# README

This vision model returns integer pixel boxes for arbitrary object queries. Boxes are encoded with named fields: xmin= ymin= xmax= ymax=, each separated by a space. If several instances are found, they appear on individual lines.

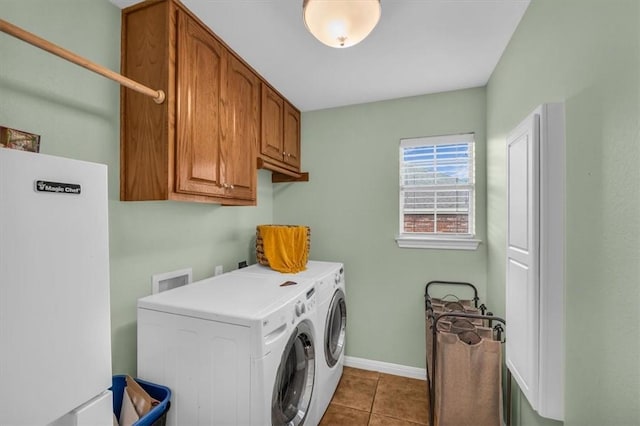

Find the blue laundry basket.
xmin=111 ymin=375 xmax=171 ymax=426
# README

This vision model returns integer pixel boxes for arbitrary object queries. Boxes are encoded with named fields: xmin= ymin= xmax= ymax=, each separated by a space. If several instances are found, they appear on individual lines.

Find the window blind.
xmin=399 ymin=134 xmax=475 ymax=235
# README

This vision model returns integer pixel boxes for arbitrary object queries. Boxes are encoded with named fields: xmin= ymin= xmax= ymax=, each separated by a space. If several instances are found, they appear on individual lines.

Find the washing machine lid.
xmin=138 ymin=273 xmax=311 ymax=324
xmin=233 ymin=260 xmax=343 ymax=280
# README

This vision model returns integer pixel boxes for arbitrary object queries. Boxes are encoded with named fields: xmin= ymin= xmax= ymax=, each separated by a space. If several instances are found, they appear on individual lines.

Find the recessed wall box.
xmin=151 ymin=268 xmax=193 ymax=294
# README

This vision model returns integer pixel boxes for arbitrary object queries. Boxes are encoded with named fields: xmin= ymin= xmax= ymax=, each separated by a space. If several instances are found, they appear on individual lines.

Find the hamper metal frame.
xmin=425 ymin=280 xmax=480 ymax=310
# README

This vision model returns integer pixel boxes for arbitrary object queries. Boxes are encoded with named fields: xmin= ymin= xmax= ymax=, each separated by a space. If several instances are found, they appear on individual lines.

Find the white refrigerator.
xmin=0 ymin=148 xmax=113 ymax=426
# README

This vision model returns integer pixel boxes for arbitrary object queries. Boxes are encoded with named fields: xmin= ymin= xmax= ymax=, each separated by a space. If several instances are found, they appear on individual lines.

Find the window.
xmin=396 ymin=133 xmax=480 ymax=250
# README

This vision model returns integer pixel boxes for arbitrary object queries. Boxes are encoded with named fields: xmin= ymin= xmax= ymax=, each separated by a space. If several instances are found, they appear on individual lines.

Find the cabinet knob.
xmin=230 ymin=184 xmax=234 ymax=190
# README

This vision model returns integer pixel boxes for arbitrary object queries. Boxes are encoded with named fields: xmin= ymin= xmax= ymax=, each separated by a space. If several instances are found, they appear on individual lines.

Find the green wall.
xmin=274 ymin=87 xmax=487 ymax=368
xmin=486 ymin=1 xmax=640 ymax=425
xmin=0 ymin=0 xmax=274 ymax=375
xmin=5 ymin=0 xmax=639 ymax=424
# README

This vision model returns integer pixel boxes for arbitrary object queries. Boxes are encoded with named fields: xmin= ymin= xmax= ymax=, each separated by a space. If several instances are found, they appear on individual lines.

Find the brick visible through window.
xmin=403 ymin=214 xmax=469 ymax=233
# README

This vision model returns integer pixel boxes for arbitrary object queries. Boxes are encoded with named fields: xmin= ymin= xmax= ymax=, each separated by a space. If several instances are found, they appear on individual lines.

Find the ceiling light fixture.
xmin=303 ymin=0 xmax=381 ymax=49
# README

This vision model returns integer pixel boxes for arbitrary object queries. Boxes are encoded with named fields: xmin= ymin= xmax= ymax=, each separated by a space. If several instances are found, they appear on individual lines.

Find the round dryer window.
xmin=325 ymin=288 xmax=347 ymax=368
xmin=272 ymin=321 xmax=316 ymax=426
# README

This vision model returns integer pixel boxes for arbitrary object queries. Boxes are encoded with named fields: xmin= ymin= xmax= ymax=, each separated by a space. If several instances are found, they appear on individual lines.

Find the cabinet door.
xmin=505 ymin=111 xmax=540 ymax=411
xmin=506 ymin=104 xmax=565 ymax=421
xmin=261 ymin=84 xmax=285 ymax=161
xmin=223 ymin=54 xmax=259 ymax=201
xmin=283 ymin=102 xmax=301 ymax=170
xmin=175 ymin=11 xmax=227 ymax=197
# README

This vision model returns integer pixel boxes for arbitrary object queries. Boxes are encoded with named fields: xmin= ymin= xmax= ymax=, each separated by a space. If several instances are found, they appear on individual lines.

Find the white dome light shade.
xmin=303 ymin=0 xmax=381 ymax=48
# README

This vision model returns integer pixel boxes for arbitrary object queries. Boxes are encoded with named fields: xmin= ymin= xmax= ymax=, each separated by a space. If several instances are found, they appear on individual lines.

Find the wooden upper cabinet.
xmin=120 ymin=0 xmax=259 ymax=205
xmin=223 ymin=54 xmax=259 ymax=201
xmin=260 ymin=84 xmax=301 ymax=172
xmin=261 ymin=85 xmax=285 ymax=160
xmin=283 ymin=102 xmax=301 ymax=170
xmin=175 ymin=11 xmax=226 ymax=198
xmin=120 ymin=0 xmax=170 ymax=201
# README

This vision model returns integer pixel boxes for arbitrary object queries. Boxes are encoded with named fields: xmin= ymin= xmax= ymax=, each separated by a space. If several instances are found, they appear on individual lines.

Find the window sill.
xmin=395 ymin=235 xmax=481 ymax=250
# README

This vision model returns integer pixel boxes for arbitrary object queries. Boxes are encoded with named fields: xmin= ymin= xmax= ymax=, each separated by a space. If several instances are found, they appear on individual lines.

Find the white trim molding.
xmin=395 ymin=234 xmax=481 ymax=250
xmin=344 ymin=356 xmax=426 ymax=380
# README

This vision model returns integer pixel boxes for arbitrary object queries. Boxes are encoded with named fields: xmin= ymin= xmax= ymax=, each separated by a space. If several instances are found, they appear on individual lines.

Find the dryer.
xmin=311 ymin=263 xmax=346 ymax=422
xmin=233 ymin=261 xmax=346 ymax=423
xmin=137 ymin=272 xmax=317 ymax=426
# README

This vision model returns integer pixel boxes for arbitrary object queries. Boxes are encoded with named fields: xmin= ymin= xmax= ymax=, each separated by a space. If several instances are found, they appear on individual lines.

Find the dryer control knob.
xmin=295 ymin=302 xmax=306 ymax=317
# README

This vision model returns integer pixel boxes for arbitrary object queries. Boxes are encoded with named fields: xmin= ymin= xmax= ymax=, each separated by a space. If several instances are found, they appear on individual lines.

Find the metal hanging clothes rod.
xmin=0 ymin=18 xmax=165 ymax=104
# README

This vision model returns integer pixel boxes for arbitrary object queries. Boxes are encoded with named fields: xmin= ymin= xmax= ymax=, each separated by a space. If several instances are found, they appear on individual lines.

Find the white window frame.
xmin=395 ymin=133 xmax=481 ymax=250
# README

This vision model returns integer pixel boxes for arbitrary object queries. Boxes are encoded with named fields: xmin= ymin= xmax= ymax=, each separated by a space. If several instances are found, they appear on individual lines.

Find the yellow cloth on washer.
xmin=258 ymin=225 xmax=308 ymax=273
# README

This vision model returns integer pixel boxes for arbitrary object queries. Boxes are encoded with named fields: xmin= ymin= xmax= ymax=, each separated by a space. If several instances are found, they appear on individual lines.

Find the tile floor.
xmin=319 ymin=367 xmax=429 ymax=426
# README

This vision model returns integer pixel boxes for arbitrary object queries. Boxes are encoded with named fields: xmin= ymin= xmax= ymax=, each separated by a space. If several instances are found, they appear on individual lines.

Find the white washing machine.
xmin=137 ymin=272 xmax=318 ymax=426
xmin=233 ymin=261 xmax=346 ymax=424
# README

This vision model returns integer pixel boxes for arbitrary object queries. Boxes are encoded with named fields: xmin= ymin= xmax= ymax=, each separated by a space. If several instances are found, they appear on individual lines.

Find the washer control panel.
xmin=292 ymin=286 xmax=316 ymax=320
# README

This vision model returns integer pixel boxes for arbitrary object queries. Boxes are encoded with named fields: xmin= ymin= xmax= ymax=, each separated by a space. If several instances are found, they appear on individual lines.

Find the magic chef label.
xmin=35 ymin=180 xmax=81 ymax=195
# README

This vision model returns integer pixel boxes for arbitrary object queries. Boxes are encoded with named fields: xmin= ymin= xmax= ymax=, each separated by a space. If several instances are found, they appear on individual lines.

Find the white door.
xmin=505 ymin=112 xmax=540 ymax=410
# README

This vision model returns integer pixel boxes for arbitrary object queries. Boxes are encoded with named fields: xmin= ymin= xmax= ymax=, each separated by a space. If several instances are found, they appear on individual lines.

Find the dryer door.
xmin=272 ymin=321 xmax=315 ymax=426
xmin=325 ymin=289 xmax=347 ymax=368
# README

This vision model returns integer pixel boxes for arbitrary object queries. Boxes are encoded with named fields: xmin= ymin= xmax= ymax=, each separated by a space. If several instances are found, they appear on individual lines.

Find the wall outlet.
xmin=215 ymin=265 xmax=223 ymax=276
xmin=238 ymin=260 xmax=248 ymax=269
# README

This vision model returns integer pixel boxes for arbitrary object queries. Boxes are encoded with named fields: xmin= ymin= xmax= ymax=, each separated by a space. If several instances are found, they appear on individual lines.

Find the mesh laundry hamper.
xmin=424 ymin=280 xmax=508 ymax=426
xmin=433 ymin=331 xmax=502 ymax=426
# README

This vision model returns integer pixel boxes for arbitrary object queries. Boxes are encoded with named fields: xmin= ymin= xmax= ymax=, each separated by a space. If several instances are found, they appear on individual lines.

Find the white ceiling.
xmin=110 ymin=0 xmax=530 ymax=112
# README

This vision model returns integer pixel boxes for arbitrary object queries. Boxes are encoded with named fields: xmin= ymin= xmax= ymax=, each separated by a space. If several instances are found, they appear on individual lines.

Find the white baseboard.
xmin=344 ymin=356 xmax=427 ymax=380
